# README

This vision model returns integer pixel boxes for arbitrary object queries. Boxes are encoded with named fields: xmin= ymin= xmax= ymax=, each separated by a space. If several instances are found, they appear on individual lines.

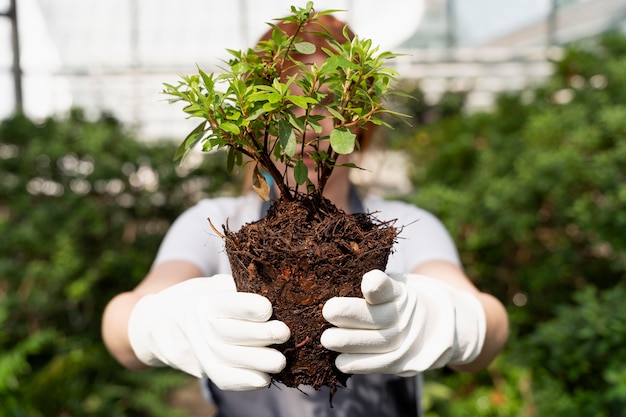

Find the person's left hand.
xmin=320 ymin=269 xmax=486 ymax=376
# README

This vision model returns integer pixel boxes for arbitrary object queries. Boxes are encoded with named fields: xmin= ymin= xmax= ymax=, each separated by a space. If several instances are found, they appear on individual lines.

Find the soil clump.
xmin=223 ymin=192 xmax=396 ymax=391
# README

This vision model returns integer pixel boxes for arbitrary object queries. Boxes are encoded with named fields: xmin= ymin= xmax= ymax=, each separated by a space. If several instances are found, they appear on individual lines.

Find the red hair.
xmin=257 ymin=14 xmax=355 ymax=55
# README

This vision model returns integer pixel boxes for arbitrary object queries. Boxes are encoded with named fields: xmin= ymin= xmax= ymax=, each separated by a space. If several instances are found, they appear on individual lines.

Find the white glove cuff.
xmin=448 ymin=289 xmax=487 ymax=366
xmin=403 ymin=274 xmax=487 ymax=369
xmin=128 ymin=294 xmax=167 ymax=368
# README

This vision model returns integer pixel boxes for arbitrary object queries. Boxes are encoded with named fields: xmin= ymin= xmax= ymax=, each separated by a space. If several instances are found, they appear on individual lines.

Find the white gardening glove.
xmin=321 ymin=269 xmax=486 ymax=376
xmin=127 ymin=274 xmax=291 ymax=391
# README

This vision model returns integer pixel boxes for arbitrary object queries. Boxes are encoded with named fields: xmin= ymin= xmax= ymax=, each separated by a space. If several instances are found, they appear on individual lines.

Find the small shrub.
xmin=394 ymin=30 xmax=626 ymax=416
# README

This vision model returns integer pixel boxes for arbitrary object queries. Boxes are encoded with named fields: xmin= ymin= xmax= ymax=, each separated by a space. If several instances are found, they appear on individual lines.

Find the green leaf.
xmin=321 ymin=55 xmax=342 ymax=71
xmin=262 ymin=102 xmax=280 ymax=112
xmin=288 ymin=95 xmax=317 ymax=109
xmin=174 ymin=121 xmax=206 ymax=162
xmin=325 ymin=106 xmax=345 ymax=122
xmin=330 ymin=128 xmax=356 ymax=154
xmin=336 ymin=162 xmax=365 ymax=170
xmin=198 ymin=67 xmax=214 ymax=90
xmin=225 ymin=109 xmax=242 ymax=120
xmin=205 ymin=136 xmax=227 ymax=150
xmin=294 ymin=159 xmax=308 ymax=185
xmin=294 ymin=41 xmax=316 ymax=55
xmin=287 ymin=113 xmax=305 ymax=131
xmin=226 ymin=147 xmax=236 ymax=173
xmin=182 ymin=103 xmax=204 ymax=116
xmin=246 ymin=107 xmax=267 ymax=121
xmin=220 ymin=122 xmax=241 ymax=134
xmin=308 ymin=118 xmax=323 ymax=134
xmin=279 ymin=119 xmax=297 ymax=157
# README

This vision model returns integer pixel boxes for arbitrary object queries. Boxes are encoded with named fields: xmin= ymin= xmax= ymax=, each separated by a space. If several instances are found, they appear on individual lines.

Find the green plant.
xmin=163 ymin=3 xmax=403 ymax=391
xmin=0 ymin=110 xmax=237 ymax=416
xmin=390 ymin=29 xmax=626 ymax=416
xmin=421 ymin=356 xmax=531 ymax=417
xmin=523 ymin=283 xmax=626 ymax=416
xmin=163 ymin=1 xmax=403 ymax=200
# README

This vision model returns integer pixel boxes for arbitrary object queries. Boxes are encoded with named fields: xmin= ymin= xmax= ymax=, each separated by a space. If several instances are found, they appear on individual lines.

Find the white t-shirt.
xmin=153 ymin=192 xmax=461 ymax=275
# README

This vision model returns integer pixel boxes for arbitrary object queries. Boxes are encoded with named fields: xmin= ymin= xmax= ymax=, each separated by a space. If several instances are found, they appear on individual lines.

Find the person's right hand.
xmin=127 ymin=274 xmax=290 ymax=391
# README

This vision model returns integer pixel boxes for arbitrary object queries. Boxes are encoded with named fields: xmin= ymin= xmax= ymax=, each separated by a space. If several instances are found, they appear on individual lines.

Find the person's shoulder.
xmin=364 ymin=195 xmax=430 ymax=217
xmin=363 ymin=195 xmax=446 ymax=230
xmin=172 ymin=194 xmax=250 ymax=223
xmin=185 ymin=193 xmax=262 ymax=229
xmin=192 ymin=194 xmax=249 ymax=211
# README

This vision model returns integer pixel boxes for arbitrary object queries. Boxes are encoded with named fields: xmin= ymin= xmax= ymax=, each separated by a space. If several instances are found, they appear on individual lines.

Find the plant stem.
xmin=317 ymin=144 xmax=337 ymax=194
xmin=249 ymin=129 xmax=294 ymax=201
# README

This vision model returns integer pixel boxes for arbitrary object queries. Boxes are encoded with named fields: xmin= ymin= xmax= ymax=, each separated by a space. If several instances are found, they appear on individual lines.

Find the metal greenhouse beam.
xmin=1 ymin=0 xmax=23 ymax=113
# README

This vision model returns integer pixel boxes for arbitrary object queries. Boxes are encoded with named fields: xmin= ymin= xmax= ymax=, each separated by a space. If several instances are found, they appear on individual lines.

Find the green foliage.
xmin=3 ymin=22 xmax=625 ymax=417
xmin=422 ymin=355 xmax=531 ymax=417
xmin=393 ymin=30 xmax=626 ymax=416
xmin=404 ymin=30 xmax=626 ymax=323
xmin=525 ymin=284 xmax=626 ymax=415
xmin=164 ymin=1 xmax=403 ymax=200
xmin=0 ymin=110 xmax=238 ymax=416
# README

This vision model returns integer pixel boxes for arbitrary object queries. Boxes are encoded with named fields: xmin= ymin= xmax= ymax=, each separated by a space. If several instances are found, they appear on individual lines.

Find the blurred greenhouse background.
xmin=2 ymin=0 xmax=626 ymax=416
xmin=4 ymin=0 xmax=625 ymax=140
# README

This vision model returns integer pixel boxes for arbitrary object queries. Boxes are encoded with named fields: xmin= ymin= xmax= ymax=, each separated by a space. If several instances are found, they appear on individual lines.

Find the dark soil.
xmin=223 ymin=192 xmax=397 ymax=392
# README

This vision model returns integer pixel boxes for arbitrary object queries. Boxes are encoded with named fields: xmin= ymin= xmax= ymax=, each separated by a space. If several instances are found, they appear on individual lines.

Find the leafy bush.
xmin=395 ymin=30 xmax=626 ymax=416
xmin=526 ymin=283 xmax=626 ymax=415
xmin=0 ymin=110 xmax=239 ymax=416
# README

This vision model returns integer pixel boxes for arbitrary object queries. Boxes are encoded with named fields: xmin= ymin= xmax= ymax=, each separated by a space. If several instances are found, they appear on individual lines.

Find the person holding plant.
xmin=102 ymin=6 xmax=508 ymax=417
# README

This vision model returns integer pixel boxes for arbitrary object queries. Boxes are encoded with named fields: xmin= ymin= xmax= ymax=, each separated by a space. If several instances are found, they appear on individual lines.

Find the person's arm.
xmin=101 ymin=260 xmax=204 ymax=369
xmin=412 ymin=259 xmax=509 ymax=372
